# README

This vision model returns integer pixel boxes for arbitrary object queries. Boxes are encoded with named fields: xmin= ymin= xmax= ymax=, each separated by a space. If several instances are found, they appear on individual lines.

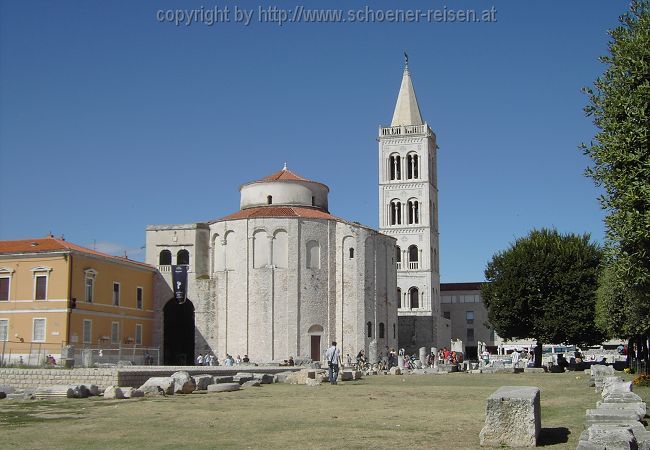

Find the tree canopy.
xmin=582 ymin=0 xmax=650 ymax=340
xmin=482 ymin=229 xmax=605 ymax=364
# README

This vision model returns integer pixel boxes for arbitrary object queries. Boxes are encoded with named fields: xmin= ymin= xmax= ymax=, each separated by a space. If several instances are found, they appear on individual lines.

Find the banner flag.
xmin=171 ymin=265 xmax=188 ymax=304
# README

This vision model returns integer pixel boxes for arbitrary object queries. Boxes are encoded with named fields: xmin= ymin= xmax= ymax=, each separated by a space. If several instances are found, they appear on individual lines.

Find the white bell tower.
xmin=378 ymin=57 xmax=441 ymax=351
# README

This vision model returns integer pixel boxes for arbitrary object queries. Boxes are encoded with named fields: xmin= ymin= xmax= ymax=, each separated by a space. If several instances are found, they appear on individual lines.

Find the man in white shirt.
xmin=324 ymin=341 xmax=341 ymax=385
xmin=511 ymin=349 xmax=520 ymax=368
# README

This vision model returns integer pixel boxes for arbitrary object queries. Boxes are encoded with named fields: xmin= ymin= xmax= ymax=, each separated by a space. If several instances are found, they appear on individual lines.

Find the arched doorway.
xmin=163 ymin=299 xmax=195 ymax=365
xmin=308 ymin=324 xmax=323 ymax=362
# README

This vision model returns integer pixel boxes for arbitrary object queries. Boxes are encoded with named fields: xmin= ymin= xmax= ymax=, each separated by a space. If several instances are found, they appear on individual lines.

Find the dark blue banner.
xmin=171 ymin=265 xmax=188 ymax=304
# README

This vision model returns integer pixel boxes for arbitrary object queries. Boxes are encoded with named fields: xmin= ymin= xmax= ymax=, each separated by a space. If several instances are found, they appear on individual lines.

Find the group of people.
xmin=195 ymin=353 xmax=218 ymax=366
xmin=437 ymin=347 xmax=463 ymax=365
xmin=279 ymin=356 xmax=295 ymax=366
xmin=347 ymin=348 xmax=401 ymax=370
xmin=195 ymin=353 xmax=250 ymax=366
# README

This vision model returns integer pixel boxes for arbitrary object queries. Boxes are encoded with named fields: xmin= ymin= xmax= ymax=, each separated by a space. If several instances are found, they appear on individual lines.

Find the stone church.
xmin=146 ymin=60 xmax=443 ymax=364
xmin=146 ymin=166 xmax=398 ymax=364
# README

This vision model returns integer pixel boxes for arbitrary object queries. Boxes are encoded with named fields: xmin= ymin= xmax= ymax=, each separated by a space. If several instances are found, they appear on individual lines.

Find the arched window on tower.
xmin=389 ymin=155 xmax=401 ymax=181
xmin=408 ymin=245 xmax=419 ymax=270
xmin=267 ymin=195 xmax=273 ymax=205
xmin=379 ymin=322 xmax=385 ymax=339
xmin=396 ymin=246 xmax=401 ymax=270
xmin=397 ymin=288 xmax=402 ymax=308
xmin=177 ymin=249 xmax=190 ymax=266
xmin=367 ymin=321 xmax=372 ymax=338
xmin=349 ymin=248 xmax=354 ymax=258
xmin=159 ymin=250 xmax=171 ymax=265
xmin=390 ymin=200 xmax=402 ymax=225
xmin=409 ymin=287 xmax=419 ymax=309
xmin=408 ymin=200 xmax=419 ymax=225
xmin=407 ymin=153 xmax=419 ymax=179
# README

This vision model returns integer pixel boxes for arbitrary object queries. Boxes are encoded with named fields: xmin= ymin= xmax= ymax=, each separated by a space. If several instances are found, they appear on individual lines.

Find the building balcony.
xmin=396 ymin=262 xmax=402 ymax=270
xmin=408 ymin=262 xmax=419 ymax=270
xmin=380 ymin=124 xmax=428 ymax=137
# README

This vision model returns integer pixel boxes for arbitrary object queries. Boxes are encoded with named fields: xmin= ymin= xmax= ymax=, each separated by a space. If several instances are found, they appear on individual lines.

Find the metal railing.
xmin=0 ymin=340 xmax=63 ymax=367
xmin=74 ymin=345 xmax=160 ymax=367
xmin=0 ymin=340 xmax=160 ymax=367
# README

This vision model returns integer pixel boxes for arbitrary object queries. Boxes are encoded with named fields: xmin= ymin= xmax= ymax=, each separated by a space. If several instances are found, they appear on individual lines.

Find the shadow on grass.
xmin=538 ymin=427 xmax=570 ymax=446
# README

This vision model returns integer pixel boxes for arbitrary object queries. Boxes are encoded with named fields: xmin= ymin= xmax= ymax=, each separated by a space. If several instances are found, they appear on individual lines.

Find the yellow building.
xmin=0 ymin=236 xmax=156 ymax=365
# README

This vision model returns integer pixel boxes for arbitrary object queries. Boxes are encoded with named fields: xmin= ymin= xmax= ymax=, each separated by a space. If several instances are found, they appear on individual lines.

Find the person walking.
xmin=511 ymin=349 xmax=520 ymax=368
xmin=325 ymin=341 xmax=341 ymax=385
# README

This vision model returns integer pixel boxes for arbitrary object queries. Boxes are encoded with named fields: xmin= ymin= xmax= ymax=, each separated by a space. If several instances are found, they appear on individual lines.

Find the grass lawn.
xmin=1 ymin=371 xmax=649 ymax=449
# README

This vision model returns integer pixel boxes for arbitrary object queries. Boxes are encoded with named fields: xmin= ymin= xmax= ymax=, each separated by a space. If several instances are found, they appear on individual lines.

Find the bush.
xmin=632 ymin=375 xmax=650 ymax=386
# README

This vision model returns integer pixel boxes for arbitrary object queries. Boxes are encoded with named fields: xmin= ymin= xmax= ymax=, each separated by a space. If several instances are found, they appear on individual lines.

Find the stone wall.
xmin=398 ymin=315 xmax=434 ymax=354
xmin=0 ymin=368 xmax=119 ymax=390
xmin=0 ymin=366 xmax=300 ymax=390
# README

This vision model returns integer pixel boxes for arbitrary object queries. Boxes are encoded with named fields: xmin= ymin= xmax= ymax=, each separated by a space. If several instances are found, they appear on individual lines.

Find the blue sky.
xmin=0 ymin=1 xmax=627 ymax=282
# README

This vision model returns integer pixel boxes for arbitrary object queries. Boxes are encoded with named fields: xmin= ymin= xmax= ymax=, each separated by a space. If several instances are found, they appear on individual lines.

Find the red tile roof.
xmin=218 ymin=206 xmax=338 ymax=221
xmin=260 ymin=168 xmax=311 ymax=182
xmin=440 ymin=282 xmax=484 ymax=291
xmin=0 ymin=237 xmax=154 ymax=270
xmin=211 ymin=206 xmax=389 ymax=237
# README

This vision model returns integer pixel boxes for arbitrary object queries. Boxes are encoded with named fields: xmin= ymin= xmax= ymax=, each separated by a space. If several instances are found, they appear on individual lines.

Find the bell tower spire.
xmin=390 ymin=54 xmax=424 ymax=127
xmin=378 ymin=57 xmax=441 ymax=352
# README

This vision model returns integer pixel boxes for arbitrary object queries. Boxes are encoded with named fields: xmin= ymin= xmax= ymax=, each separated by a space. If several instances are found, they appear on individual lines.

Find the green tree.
xmin=582 ymin=1 xmax=650 ymax=366
xmin=482 ymin=229 xmax=604 ymax=367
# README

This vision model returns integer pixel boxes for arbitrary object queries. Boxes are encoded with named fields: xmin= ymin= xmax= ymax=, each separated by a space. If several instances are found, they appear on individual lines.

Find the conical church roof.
xmin=390 ymin=65 xmax=424 ymax=127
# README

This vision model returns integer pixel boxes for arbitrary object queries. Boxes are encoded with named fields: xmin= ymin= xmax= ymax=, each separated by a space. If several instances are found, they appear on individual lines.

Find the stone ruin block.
xmin=338 ymin=370 xmax=360 ymax=381
xmin=274 ymin=372 xmax=294 ymax=384
xmin=602 ymin=379 xmax=633 ymax=398
xmin=252 ymin=373 xmax=275 ymax=384
xmin=577 ymin=424 xmax=638 ymax=450
xmin=585 ymin=408 xmax=641 ymax=427
xmin=603 ymin=391 xmax=644 ymax=404
xmin=139 ymin=377 xmax=175 ymax=396
xmin=103 ymin=386 xmax=124 ymax=400
xmin=171 ymin=371 xmax=196 ymax=394
xmin=194 ymin=375 xmax=214 ymax=391
xmin=233 ymin=373 xmax=255 ymax=385
xmin=207 ymin=383 xmax=240 ymax=393
xmin=121 ymin=387 xmax=144 ymax=398
xmin=479 ymin=386 xmax=541 ymax=447
xmin=213 ymin=376 xmax=234 ymax=384
xmin=595 ymin=401 xmax=647 ymax=420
